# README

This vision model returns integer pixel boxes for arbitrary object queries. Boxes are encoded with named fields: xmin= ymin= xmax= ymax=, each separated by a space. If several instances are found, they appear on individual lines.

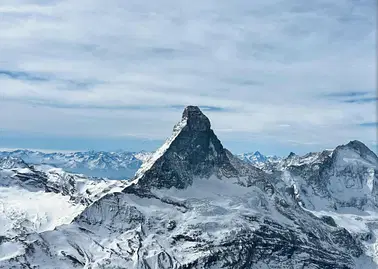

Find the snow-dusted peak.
xmin=332 ymin=140 xmax=378 ymax=167
xmin=132 ymin=106 xmax=240 ymax=190
xmin=241 ymin=151 xmax=267 ymax=162
xmin=236 ymin=151 xmax=282 ymax=172
xmin=276 ymin=150 xmax=334 ymax=171
xmin=0 ymin=157 xmax=30 ymax=170
xmin=253 ymin=150 xmax=265 ymax=159
xmin=346 ymin=140 xmax=376 ymax=155
xmin=277 ymin=140 xmax=378 ymax=211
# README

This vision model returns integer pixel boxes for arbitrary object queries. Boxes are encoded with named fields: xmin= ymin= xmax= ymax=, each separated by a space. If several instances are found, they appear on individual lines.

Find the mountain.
xmin=1 ymin=106 xmax=376 ymax=268
xmin=0 ymin=158 xmax=127 ymax=239
xmin=0 ymin=150 xmax=153 ymax=180
xmin=276 ymin=150 xmax=333 ymax=170
xmin=237 ymin=151 xmax=281 ymax=170
xmin=0 ymin=156 xmax=30 ymax=170
xmin=276 ymin=141 xmax=378 ymax=265
xmin=279 ymin=141 xmax=378 ymax=210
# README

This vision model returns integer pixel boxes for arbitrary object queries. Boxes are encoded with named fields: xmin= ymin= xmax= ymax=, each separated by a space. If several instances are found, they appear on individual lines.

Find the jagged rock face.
xmin=182 ymin=105 xmax=211 ymax=131
xmin=137 ymin=106 xmax=238 ymax=189
xmin=280 ymin=141 xmax=378 ymax=210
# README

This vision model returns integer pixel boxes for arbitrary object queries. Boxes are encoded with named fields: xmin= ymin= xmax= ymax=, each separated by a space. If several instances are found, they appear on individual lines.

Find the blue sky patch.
xmin=359 ymin=122 xmax=378 ymax=127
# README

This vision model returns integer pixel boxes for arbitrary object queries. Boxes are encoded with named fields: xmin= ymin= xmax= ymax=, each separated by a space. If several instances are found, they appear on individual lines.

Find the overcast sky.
xmin=0 ymin=0 xmax=376 ymax=155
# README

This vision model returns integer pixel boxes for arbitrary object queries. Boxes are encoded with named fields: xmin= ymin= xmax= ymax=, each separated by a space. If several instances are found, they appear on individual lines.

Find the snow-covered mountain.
xmin=0 ymin=160 xmax=127 ymax=239
xmin=277 ymin=141 xmax=378 ymax=265
xmin=237 ymin=151 xmax=281 ymax=169
xmin=0 ymin=156 xmax=30 ymax=170
xmin=1 ymin=106 xmax=377 ymax=268
xmin=0 ymin=150 xmax=152 ymax=180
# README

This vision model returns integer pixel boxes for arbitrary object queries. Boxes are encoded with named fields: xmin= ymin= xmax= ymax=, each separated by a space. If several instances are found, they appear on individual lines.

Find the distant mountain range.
xmin=0 ymin=149 xmax=339 ymax=179
xmin=0 ymin=149 xmax=283 ymax=179
xmin=0 ymin=150 xmax=152 ymax=179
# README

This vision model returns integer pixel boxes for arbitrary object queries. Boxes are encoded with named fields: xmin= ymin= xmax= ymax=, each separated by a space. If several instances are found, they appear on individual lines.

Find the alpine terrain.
xmin=0 ymin=106 xmax=377 ymax=269
xmin=237 ymin=152 xmax=282 ymax=171
xmin=0 ymin=150 xmax=152 ymax=180
xmin=0 ymin=157 xmax=128 ymax=240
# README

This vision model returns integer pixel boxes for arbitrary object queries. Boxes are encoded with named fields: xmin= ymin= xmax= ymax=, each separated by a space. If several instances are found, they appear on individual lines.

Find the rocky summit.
xmin=0 ymin=106 xmax=377 ymax=269
xmin=133 ymin=105 xmax=239 ymax=190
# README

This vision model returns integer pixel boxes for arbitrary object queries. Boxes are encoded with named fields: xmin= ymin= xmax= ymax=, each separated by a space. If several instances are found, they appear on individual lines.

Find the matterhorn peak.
xmin=130 ymin=106 xmax=238 ymax=190
xmin=182 ymin=105 xmax=211 ymax=131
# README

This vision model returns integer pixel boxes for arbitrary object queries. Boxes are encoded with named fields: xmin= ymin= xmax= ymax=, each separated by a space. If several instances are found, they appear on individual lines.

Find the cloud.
xmin=359 ymin=122 xmax=378 ymax=127
xmin=344 ymin=97 xmax=377 ymax=104
xmin=0 ymin=70 xmax=49 ymax=81
xmin=325 ymin=91 xmax=377 ymax=104
xmin=325 ymin=91 xmax=370 ymax=98
xmin=0 ymin=0 xmax=376 ymax=154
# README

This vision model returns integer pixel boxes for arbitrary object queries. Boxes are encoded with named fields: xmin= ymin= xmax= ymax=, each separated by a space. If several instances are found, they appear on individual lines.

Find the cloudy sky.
xmin=0 ymin=0 xmax=376 ymax=155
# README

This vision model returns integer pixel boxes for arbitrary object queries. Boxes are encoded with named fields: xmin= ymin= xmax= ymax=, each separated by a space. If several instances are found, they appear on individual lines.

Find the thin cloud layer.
xmin=0 ymin=0 xmax=376 ymax=154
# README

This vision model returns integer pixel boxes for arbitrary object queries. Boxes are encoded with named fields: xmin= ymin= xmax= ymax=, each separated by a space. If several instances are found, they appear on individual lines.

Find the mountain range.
xmin=0 ymin=148 xmax=280 ymax=180
xmin=0 ymin=106 xmax=377 ymax=268
xmin=0 ymin=150 xmax=152 ymax=180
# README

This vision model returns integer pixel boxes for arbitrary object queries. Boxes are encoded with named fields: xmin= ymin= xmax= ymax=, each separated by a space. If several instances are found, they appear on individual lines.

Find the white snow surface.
xmin=0 ymin=186 xmax=84 ymax=237
xmin=0 ymin=165 xmax=128 ymax=238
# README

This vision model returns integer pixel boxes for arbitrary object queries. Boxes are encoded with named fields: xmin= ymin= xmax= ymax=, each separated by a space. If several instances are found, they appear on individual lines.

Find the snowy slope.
xmin=0 ymin=106 xmax=374 ymax=269
xmin=0 ymin=160 xmax=128 ymax=239
xmin=0 ymin=185 xmax=85 ymax=238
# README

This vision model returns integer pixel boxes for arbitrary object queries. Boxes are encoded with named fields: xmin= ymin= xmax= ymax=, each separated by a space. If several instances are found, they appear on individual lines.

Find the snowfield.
xmin=0 ymin=163 xmax=128 ymax=240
